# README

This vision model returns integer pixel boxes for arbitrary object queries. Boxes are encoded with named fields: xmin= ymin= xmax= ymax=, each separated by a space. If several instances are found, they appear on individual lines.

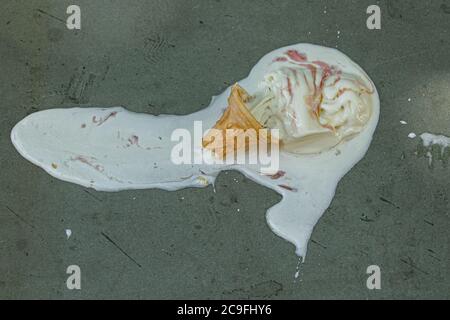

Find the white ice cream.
xmin=248 ymin=50 xmax=373 ymax=154
xmin=421 ymin=133 xmax=450 ymax=149
xmin=11 ymin=44 xmax=380 ymax=263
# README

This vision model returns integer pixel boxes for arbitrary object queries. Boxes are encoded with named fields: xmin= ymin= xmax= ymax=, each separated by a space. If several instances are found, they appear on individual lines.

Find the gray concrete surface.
xmin=0 ymin=0 xmax=449 ymax=299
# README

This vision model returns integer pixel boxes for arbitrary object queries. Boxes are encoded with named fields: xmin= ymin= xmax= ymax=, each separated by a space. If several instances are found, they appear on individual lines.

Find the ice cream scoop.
xmin=204 ymin=50 xmax=373 ymax=156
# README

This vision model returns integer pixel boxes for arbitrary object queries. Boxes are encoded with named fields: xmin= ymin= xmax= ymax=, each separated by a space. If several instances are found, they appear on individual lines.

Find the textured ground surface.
xmin=0 ymin=0 xmax=449 ymax=299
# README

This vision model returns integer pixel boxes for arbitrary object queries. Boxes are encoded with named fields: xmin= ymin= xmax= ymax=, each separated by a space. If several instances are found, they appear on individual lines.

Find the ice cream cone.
xmin=202 ymin=84 xmax=278 ymax=159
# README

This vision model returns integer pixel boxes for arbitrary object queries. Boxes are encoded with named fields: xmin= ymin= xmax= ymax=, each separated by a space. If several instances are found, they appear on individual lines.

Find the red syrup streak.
xmin=273 ymin=57 xmax=288 ymax=62
xmin=268 ymin=170 xmax=286 ymax=180
xmin=312 ymin=60 xmax=333 ymax=78
xmin=92 ymin=111 xmax=117 ymax=126
xmin=286 ymin=50 xmax=307 ymax=62
xmin=272 ymin=49 xmax=345 ymax=126
xmin=72 ymin=155 xmax=104 ymax=172
xmin=287 ymin=77 xmax=293 ymax=103
xmin=279 ymin=184 xmax=298 ymax=192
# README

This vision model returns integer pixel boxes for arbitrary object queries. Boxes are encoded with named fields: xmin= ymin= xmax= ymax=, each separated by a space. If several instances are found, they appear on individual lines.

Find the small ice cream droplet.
xmin=65 ymin=229 xmax=72 ymax=239
xmin=408 ymin=133 xmax=417 ymax=139
xmin=400 ymin=120 xmax=407 ymax=125
xmin=407 ymin=98 xmax=412 ymax=102
xmin=426 ymin=151 xmax=433 ymax=166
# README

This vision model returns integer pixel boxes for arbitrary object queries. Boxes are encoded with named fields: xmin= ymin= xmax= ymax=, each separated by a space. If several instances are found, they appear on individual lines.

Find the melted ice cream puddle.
xmin=11 ymin=44 xmax=380 ymax=259
xmin=419 ymin=133 xmax=450 ymax=166
xmin=420 ymin=133 xmax=450 ymax=150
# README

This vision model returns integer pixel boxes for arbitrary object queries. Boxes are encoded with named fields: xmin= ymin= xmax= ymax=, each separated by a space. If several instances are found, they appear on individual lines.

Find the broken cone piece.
xmin=202 ymin=84 xmax=278 ymax=159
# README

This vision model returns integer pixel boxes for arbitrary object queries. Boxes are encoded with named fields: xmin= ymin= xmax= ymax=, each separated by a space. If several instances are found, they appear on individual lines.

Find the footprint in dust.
xmin=143 ymin=34 xmax=175 ymax=64
xmin=63 ymin=62 xmax=111 ymax=104
xmin=64 ymin=68 xmax=97 ymax=104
